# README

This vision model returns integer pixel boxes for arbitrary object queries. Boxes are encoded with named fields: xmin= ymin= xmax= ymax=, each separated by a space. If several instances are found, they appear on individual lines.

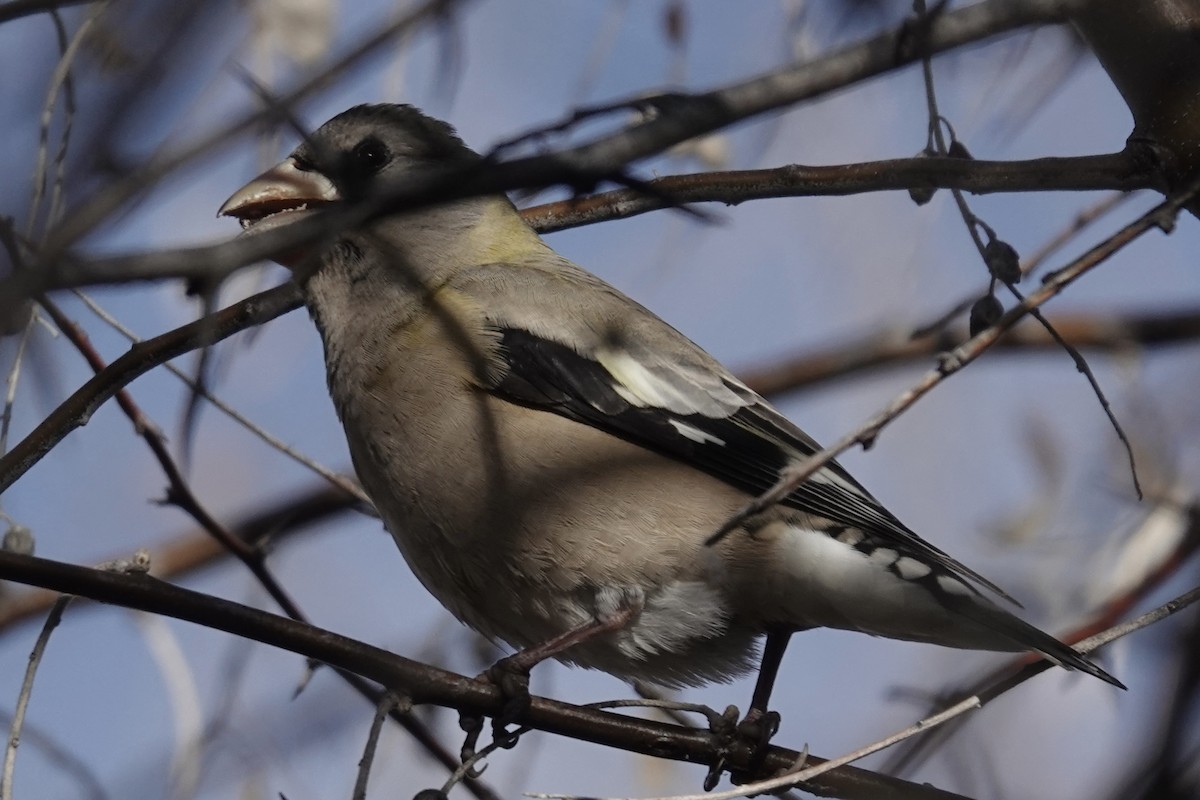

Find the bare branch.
xmin=708 ymin=174 xmax=1200 ymax=545
xmin=0 ymin=0 xmax=93 ymax=25
xmin=0 ymin=550 xmax=972 ymax=800
xmin=739 ymin=304 xmax=1200 ymax=397
xmin=16 ymin=0 xmax=1085 ymax=294
xmin=0 ymin=481 xmax=357 ymax=632
xmin=522 ymin=152 xmax=1149 ymax=233
xmin=0 ymin=595 xmax=69 ymax=800
xmin=0 ymin=282 xmax=303 ymax=493
xmin=35 ymin=0 xmax=470 ymax=261
xmin=652 ymin=583 xmax=1200 ymax=800
xmin=885 ymin=498 xmax=1200 ymax=776
xmin=71 ymin=290 xmax=370 ymax=504
xmin=1074 ymin=0 xmax=1200 ymax=188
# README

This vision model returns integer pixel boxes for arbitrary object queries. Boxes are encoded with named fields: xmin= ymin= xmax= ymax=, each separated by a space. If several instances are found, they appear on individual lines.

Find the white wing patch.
xmin=937 ymin=574 xmax=972 ymax=596
xmin=895 ymin=556 xmax=933 ymax=580
xmin=596 ymin=348 xmax=677 ymax=409
xmin=668 ymin=419 xmax=726 ymax=446
xmin=595 ymin=347 xmax=747 ymax=416
xmin=868 ymin=547 xmax=898 ymax=567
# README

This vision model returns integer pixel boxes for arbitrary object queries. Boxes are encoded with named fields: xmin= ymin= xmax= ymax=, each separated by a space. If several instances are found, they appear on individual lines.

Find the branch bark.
xmin=523 ymin=151 xmax=1152 ymax=233
xmin=0 ymin=551 xmax=969 ymax=800
xmin=15 ymin=0 xmax=1080 ymax=294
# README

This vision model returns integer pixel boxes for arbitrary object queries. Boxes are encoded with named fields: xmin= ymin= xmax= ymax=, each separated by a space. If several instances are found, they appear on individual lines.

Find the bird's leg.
xmin=738 ymin=629 xmax=791 ymax=746
xmin=464 ymin=604 xmax=640 ymax=755
xmin=706 ymin=629 xmax=793 ymax=789
xmin=494 ymin=604 xmax=638 ymax=676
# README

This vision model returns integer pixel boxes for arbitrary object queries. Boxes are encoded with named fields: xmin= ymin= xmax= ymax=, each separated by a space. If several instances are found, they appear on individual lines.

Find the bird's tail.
xmin=950 ymin=595 xmax=1126 ymax=689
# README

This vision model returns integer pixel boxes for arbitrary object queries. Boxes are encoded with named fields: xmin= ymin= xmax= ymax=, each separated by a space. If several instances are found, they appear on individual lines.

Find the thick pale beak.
xmin=218 ymin=157 xmax=341 ymax=235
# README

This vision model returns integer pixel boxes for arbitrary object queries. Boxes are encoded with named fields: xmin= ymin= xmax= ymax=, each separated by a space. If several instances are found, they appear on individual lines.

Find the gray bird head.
xmin=291 ymin=104 xmax=479 ymax=201
xmin=218 ymin=104 xmax=485 ymax=275
xmin=219 ymin=104 xmax=547 ymax=351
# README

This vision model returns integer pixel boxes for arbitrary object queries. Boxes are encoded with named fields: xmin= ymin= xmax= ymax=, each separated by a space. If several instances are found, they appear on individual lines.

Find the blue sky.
xmin=1 ymin=2 xmax=1197 ymax=798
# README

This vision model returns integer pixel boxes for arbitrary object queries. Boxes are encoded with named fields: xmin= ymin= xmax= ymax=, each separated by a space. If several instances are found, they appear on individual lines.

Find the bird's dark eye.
xmin=352 ymin=137 xmax=390 ymax=173
xmin=292 ymin=152 xmax=316 ymax=172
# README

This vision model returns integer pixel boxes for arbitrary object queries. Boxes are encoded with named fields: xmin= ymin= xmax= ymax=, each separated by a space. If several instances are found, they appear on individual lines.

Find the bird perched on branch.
xmin=219 ymin=103 xmax=1122 ymax=737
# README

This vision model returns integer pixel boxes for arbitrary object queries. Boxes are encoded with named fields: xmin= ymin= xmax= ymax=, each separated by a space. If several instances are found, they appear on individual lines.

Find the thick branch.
xmin=507 ymin=0 xmax=1079 ymax=180
xmin=39 ymin=150 xmax=1147 ymax=293
xmin=1073 ymin=0 xmax=1200 ymax=186
xmin=524 ymin=151 xmax=1151 ymax=233
xmin=17 ymin=0 xmax=1079 ymax=293
xmin=0 ymin=551 xmax=967 ymax=800
xmin=0 ymin=0 xmax=92 ymax=24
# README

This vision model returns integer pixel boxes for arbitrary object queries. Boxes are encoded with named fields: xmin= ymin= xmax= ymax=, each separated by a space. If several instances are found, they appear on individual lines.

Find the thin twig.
xmin=135 ymin=611 xmax=204 ymax=798
xmin=536 ymin=583 xmax=1200 ymax=800
xmin=521 ymin=152 xmax=1148 ymax=233
xmin=912 ymin=191 xmax=1132 ymax=339
xmin=0 ymin=595 xmax=69 ymax=800
xmin=740 ymin=304 xmax=1200 ymax=397
xmin=0 ymin=0 xmax=93 ymax=25
xmin=1009 ymin=283 xmax=1143 ymax=497
xmin=707 ymin=176 xmax=1200 ymax=545
xmin=0 ymin=482 xmax=357 ymax=631
xmin=35 ymin=297 xmax=307 ymax=616
xmin=23 ymin=3 xmax=100 ymax=255
xmin=42 ymin=5 xmax=94 ymax=237
xmin=2 ymin=555 xmax=141 ymax=800
xmin=533 ymin=697 xmax=982 ymax=800
xmin=34 ymin=150 xmax=1150 ymax=294
xmin=70 ymin=289 xmax=370 ymax=504
xmin=883 ymin=499 xmax=1200 ymax=775
xmin=0 ymin=282 xmax=305 ymax=493
xmin=1020 ymin=192 xmax=1132 ymax=276
xmin=37 ymin=0 xmax=469 ymax=260
xmin=17 ymin=0 xmax=1098 ymax=297
xmin=352 ymin=693 xmax=407 ymax=800
xmin=915 ymin=0 xmax=1141 ymax=496
xmin=0 ymin=708 xmax=107 ymax=800
xmin=29 ymin=299 xmax=497 ymax=798
xmin=0 ymin=320 xmax=36 ymax=458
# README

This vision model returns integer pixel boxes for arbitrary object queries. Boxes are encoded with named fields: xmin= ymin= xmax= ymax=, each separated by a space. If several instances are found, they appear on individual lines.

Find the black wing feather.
xmin=492 ymin=328 xmax=1136 ymax=688
xmin=492 ymin=328 xmax=1016 ymax=602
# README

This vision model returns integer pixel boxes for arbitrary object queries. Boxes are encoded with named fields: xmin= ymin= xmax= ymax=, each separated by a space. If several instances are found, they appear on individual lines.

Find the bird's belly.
xmin=342 ymin=389 xmax=760 ymax=686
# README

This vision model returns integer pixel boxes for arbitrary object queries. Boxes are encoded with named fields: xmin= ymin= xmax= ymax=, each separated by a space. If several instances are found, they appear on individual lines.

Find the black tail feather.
xmin=955 ymin=597 xmax=1126 ymax=690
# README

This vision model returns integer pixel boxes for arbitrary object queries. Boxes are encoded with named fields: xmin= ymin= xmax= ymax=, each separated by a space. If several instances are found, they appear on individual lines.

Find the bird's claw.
xmin=736 ymin=708 xmax=781 ymax=751
xmin=456 ymin=655 xmax=531 ymax=766
xmin=484 ymin=656 xmax=532 ymax=741
xmin=457 ymin=712 xmax=486 ymax=774
xmin=734 ymin=707 xmax=782 ymax=782
xmin=703 ymin=705 xmax=741 ymax=790
xmin=704 ymin=706 xmax=783 ymax=787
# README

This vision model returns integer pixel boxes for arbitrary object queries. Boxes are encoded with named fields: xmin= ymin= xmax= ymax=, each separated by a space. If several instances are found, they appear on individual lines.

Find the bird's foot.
xmin=482 ymin=655 xmax=533 ymax=737
xmin=736 ymin=707 xmax=782 ymax=752
xmin=703 ymin=705 xmax=782 ymax=790
xmin=458 ymin=655 xmax=531 ymax=767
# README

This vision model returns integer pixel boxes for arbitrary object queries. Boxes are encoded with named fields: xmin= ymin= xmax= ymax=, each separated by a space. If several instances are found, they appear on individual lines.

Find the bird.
xmin=218 ymin=103 xmax=1123 ymax=732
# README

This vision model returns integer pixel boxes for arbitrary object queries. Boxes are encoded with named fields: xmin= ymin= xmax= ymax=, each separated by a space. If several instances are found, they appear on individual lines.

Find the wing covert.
xmin=490 ymin=326 xmax=1012 ymax=602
